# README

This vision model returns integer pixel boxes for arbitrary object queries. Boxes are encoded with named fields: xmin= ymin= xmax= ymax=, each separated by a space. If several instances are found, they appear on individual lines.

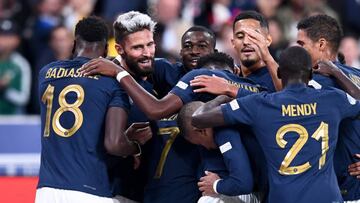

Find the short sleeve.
xmin=108 ymin=85 xmax=130 ymax=111
xmin=213 ymin=127 xmax=253 ymax=195
xmin=236 ymin=88 xmax=255 ymax=98
xmin=221 ymin=94 xmax=259 ymax=126
xmin=170 ymin=69 xmax=211 ymax=104
xmin=338 ymin=91 xmax=360 ymax=119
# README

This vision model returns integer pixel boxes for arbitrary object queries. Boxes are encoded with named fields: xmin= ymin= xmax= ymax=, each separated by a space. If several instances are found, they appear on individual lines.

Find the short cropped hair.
xmin=279 ymin=46 xmax=312 ymax=76
xmin=113 ymin=11 xmax=157 ymax=43
xmin=181 ymin=25 xmax=216 ymax=48
xmin=177 ymin=101 xmax=204 ymax=138
xmin=297 ymin=14 xmax=342 ymax=54
xmin=75 ymin=16 xmax=108 ymax=42
xmin=233 ymin=10 xmax=269 ymax=30
xmin=196 ymin=52 xmax=234 ymax=71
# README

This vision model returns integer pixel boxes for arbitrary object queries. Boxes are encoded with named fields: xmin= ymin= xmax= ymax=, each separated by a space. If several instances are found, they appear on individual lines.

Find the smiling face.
xmin=232 ymin=19 xmax=266 ymax=68
xmin=116 ymin=29 xmax=156 ymax=77
xmin=180 ymin=31 xmax=215 ymax=71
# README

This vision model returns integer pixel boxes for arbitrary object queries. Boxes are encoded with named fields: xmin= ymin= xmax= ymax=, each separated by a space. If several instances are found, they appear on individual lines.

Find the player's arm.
xmin=192 ymin=95 xmax=232 ymax=129
xmin=190 ymin=75 xmax=240 ymax=98
xmin=190 ymin=75 xmax=258 ymax=98
xmin=81 ymin=58 xmax=183 ymax=120
xmin=315 ymin=61 xmax=360 ymax=99
xmin=201 ymin=128 xmax=254 ymax=196
xmin=104 ymin=107 xmax=146 ymax=157
xmin=243 ymin=28 xmax=282 ymax=91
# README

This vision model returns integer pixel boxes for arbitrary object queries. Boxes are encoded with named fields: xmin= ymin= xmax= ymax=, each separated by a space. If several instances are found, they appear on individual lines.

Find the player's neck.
xmin=241 ymin=61 xmax=265 ymax=77
xmin=283 ymin=79 xmax=307 ymax=87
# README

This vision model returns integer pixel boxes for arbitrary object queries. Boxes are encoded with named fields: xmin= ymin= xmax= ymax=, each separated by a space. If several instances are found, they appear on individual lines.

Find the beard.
xmin=241 ymin=58 xmax=257 ymax=68
xmin=122 ymin=52 xmax=154 ymax=77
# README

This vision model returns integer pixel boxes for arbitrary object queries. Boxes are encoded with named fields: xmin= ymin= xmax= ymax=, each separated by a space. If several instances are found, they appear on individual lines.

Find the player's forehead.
xmin=296 ymin=29 xmax=312 ymax=43
xmin=233 ymin=19 xmax=263 ymax=34
xmin=123 ymin=29 xmax=154 ymax=46
xmin=182 ymin=31 xmax=212 ymax=44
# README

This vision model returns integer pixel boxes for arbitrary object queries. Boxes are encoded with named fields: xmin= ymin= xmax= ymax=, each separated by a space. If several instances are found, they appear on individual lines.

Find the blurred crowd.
xmin=0 ymin=0 xmax=359 ymax=115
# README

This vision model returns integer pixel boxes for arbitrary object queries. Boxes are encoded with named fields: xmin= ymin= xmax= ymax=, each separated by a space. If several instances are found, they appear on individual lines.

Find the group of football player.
xmin=34 ymin=9 xmax=360 ymax=203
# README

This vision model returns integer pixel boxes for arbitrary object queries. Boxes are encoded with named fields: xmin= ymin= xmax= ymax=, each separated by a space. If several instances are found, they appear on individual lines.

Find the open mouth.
xmin=138 ymin=59 xmax=152 ymax=66
xmin=241 ymin=48 xmax=255 ymax=56
xmin=190 ymin=57 xmax=200 ymax=66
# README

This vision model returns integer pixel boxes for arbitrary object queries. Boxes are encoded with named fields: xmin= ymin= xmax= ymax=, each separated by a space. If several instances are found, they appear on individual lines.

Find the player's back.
xmin=143 ymin=117 xmax=200 ymax=203
xmin=312 ymin=62 xmax=360 ymax=200
xmin=38 ymin=57 xmax=129 ymax=197
xmin=249 ymin=84 xmax=355 ymax=203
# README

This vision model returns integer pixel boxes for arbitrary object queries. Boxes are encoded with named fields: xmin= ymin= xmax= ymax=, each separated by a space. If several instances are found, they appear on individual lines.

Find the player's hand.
xmin=198 ymin=171 xmax=221 ymax=196
xmin=80 ymin=57 xmax=124 ymax=77
xmin=348 ymin=154 xmax=360 ymax=179
xmin=190 ymin=75 xmax=238 ymax=98
xmin=126 ymin=122 xmax=152 ymax=145
xmin=243 ymin=27 xmax=272 ymax=63
xmin=234 ymin=65 xmax=241 ymax=76
xmin=313 ymin=60 xmax=340 ymax=76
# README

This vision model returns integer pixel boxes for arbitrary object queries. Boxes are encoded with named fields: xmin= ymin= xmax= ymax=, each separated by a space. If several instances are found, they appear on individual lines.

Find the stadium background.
xmin=0 ymin=0 xmax=359 ymax=202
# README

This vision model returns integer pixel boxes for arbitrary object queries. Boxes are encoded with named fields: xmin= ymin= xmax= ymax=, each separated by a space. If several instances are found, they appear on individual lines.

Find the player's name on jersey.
xmin=228 ymin=80 xmax=259 ymax=93
xmin=349 ymin=74 xmax=360 ymax=87
xmin=281 ymin=103 xmax=317 ymax=117
xmin=45 ymin=67 xmax=100 ymax=80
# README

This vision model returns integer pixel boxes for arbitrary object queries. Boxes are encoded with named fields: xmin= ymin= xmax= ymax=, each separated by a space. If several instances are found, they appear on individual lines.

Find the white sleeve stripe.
xmin=213 ymin=179 xmax=222 ymax=194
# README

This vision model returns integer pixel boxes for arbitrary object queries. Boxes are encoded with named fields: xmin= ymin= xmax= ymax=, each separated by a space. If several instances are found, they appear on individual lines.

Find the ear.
xmin=318 ymin=38 xmax=327 ymax=52
xmin=266 ymin=34 xmax=272 ymax=47
xmin=231 ymin=38 xmax=235 ymax=48
xmin=115 ymin=43 xmax=124 ymax=55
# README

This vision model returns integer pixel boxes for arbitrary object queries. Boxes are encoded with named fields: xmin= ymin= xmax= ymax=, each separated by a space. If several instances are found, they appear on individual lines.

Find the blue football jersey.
xmin=37 ymin=57 xmax=130 ymax=197
xmin=108 ymin=78 xmax=153 ymax=201
xmin=221 ymin=83 xmax=360 ymax=203
xmin=213 ymin=127 xmax=253 ymax=196
xmin=170 ymin=68 xmax=260 ymax=104
xmin=152 ymin=59 xmax=187 ymax=98
xmin=245 ymin=66 xmax=276 ymax=93
xmin=311 ymin=61 xmax=360 ymax=201
xmin=143 ymin=117 xmax=201 ymax=203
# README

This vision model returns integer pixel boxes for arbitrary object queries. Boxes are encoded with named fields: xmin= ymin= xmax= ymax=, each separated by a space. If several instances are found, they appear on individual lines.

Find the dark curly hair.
xmin=75 ymin=16 xmax=109 ymax=42
xmin=297 ymin=14 xmax=343 ymax=54
xmin=196 ymin=52 xmax=234 ymax=71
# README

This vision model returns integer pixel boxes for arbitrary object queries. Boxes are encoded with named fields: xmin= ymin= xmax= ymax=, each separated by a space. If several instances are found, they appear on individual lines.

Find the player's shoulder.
xmin=154 ymin=58 xmax=174 ymax=69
